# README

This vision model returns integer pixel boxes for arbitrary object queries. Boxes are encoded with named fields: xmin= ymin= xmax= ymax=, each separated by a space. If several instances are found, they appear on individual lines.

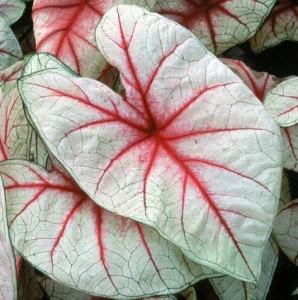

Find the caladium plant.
xmin=19 ymin=4 xmax=282 ymax=285
xmin=2 ymin=0 xmax=298 ymax=299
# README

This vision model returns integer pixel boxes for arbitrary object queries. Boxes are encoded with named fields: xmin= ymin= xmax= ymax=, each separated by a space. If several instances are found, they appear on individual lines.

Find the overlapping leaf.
xmin=250 ymin=0 xmax=298 ymax=53
xmin=221 ymin=59 xmax=283 ymax=101
xmin=155 ymin=0 xmax=275 ymax=54
xmin=264 ymin=77 xmax=298 ymax=127
xmin=210 ymin=238 xmax=279 ymax=300
xmin=0 ymin=176 xmax=17 ymax=300
xmin=32 ymin=0 xmax=156 ymax=78
xmin=273 ymin=199 xmax=298 ymax=265
xmin=0 ymin=61 xmax=31 ymax=162
xmin=0 ymin=18 xmax=22 ymax=70
xmin=0 ymin=0 xmax=25 ymax=25
xmin=221 ymin=61 xmax=297 ymax=171
xmin=19 ymin=6 xmax=282 ymax=283
xmin=0 ymin=160 xmax=215 ymax=298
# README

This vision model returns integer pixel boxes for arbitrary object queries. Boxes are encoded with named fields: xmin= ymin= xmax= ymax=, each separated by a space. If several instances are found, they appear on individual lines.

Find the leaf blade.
xmin=20 ymin=6 xmax=282 ymax=283
xmin=0 ymin=160 xmax=216 ymax=298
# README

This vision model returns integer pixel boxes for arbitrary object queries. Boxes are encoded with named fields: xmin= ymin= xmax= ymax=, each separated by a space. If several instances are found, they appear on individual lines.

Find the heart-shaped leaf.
xmin=221 ymin=59 xmax=283 ymax=101
xmin=0 ymin=18 xmax=22 ymax=70
xmin=250 ymin=0 xmax=298 ymax=53
xmin=155 ymin=0 xmax=275 ymax=54
xmin=210 ymin=237 xmax=279 ymax=300
xmin=19 ymin=5 xmax=282 ymax=283
xmin=0 ymin=61 xmax=31 ymax=162
xmin=32 ymin=0 xmax=156 ymax=78
xmin=0 ymin=160 xmax=216 ymax=298
xmin=273 ymin=199 xmax=298 ymax=266
xmin=264 ymin=77 xmax=298 ymax=127
xmin=0 ymin=0 xmax=25 ymax=25
xmin=0 ymin=175 xmax=17 ymax=300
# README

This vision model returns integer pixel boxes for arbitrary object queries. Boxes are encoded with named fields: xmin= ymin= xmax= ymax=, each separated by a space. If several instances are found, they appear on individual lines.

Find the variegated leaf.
xmin=221 ymin=58 xmax=283 ymax=101
xmin=155 ymin=0 xmax=275 ymax=54
xmin=273 ymin=199 xmax=298 ymax=265
xmin=210 ymin=238 xmax=279 ymax=300
xmin=0 ymin=61 xmax=31 ymax=161
xmin=264 ymin=77 xmax=298 ymax=127
xmin=19 ymin=5 xmax=282 ymax=283
xmin=0 ymin=160 xmax=216 ymax=298
xmin=32 ymin=0 xmax=156 ymax=78
xmin=0 ymin=0 xmax=25 ymax=25
xmin=250 ymin=0 xmax=298 ymax=53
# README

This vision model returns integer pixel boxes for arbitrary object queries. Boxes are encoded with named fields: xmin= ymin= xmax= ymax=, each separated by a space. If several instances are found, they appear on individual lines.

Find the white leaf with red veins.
xmin=264 ymin=77 xmax=298 ymax=127
xmin=250 ymin=0 xmax=298 ymax=53
xmin=0 ymin=176 xmax=17 ymax=300
xmin=0 ymin=61 xmax=31 ymax=162
xmin=220 ymin=59 xmax=282 ymax=102
xmin=0 ymin=160 xmax=216 ymax=298
xmin=210 ymin=237 xmax=279 ymax=300
xmin=155 ymin=0 xmax=275 ymax=54
xmin=19 ymin=6 xmax=282 ymax=283
xmin=273 ymin=199 xmax=298 ymax=266
xmin=32 ymin=0 xmax=156 ymax=78
xmin=0 ymin=18 xmax=22 ymax=70
xmin=0 ymin=0 xmax=25 ymax=25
